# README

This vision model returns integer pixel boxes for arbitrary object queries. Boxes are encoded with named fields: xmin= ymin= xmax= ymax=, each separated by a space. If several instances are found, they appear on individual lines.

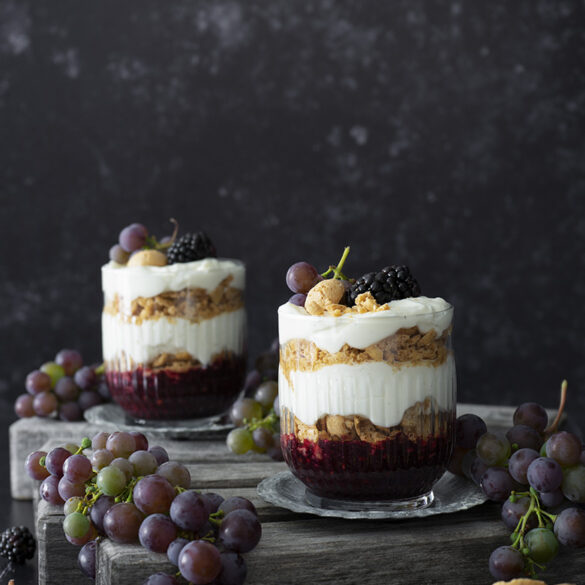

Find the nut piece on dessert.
xmin=305 ymin=279 xmax=346 ymax=315
xmin=127 ymin=249 xmax=167 ymax=267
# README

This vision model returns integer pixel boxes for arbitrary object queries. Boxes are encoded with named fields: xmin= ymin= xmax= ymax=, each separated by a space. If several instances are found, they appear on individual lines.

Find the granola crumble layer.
xmin=281 ymin=398 xmax=451 ymax=444
xmin=103 ymin=275 xmax=243 ymax=325
xmin=280 ymin=325 xmax=450 ymax=385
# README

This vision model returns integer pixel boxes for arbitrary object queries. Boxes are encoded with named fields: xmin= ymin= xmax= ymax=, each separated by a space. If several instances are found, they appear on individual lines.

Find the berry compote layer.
xmin=106 ymin=353 xmax=246 ymax=420
xmin=282 ymin=422 xmax=454 ymax=500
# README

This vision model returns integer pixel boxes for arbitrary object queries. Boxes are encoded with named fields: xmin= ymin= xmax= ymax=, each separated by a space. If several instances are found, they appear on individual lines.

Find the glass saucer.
xmin=84 ymin=403 xmax=233 ymax=440
xmin=257 ymin=471 xmax=487 ymax=520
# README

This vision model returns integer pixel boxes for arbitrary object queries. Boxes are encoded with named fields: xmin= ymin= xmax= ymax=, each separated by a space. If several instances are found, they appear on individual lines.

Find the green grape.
xmin=63 ymin=511 xmax=90 ymax=539
xmin=64 ymin=496 xmax=83 ymax=516
xmin=97 ymin=465 xmax=128 ymax=496
xmin=40 ymin=362 xmax=66 ymax=388
xmin=561 ymin=465 xmax=585 ymax=503
xmin=476 ymin=432 xmax=511 ymax=466
xmin=524 ymin=527 xmax=559 ymax=564
xmin=226 ymin=428 xmax=254 ymax=455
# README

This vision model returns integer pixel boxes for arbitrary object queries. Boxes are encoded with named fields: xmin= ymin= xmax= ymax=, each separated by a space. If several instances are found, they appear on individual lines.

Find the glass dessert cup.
xmin=101 ymin=258 xmax=246 ymax=421
xmin=278 ymin=299 xmax=456 ymax=511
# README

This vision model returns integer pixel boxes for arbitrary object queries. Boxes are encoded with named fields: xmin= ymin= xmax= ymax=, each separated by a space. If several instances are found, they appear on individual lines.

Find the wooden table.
xmin=34 ymin=433 xmax=585 ymax=585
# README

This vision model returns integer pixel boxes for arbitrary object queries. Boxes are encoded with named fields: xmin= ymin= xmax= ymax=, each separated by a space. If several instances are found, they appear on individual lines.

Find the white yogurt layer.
xmin=279 ymin=356 xmax=456 ymax=428
xmin=102 ymin=258 xmax=245 ymax=301
xmin=278 ymin=296 xmax=453 ymax=354
xmin=102 ymin=308 xmax=246 ymax=367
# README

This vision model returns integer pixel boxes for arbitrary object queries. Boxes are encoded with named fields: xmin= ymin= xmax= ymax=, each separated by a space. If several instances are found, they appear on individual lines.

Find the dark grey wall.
xmin=1 ymin=1 xmax=584 ymax=430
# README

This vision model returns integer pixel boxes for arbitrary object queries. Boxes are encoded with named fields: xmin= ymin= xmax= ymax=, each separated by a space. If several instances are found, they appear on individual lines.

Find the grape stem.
xmin=320 ymin=246 xmax=352 ymax=281
xmin=544 ymin=380 xmax=568 ymax=437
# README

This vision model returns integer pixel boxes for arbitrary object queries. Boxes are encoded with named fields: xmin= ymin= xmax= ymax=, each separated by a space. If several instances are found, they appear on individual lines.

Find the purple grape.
xmin=286 ymin=262 xmax=321 ymax=294
xmin=480 ymin=467 xmax=516 ymax=502
xmin=78 ymin=539 xmax=97 ymax=579
xmin=229 ymin=398 xmax=263 ymax=427
xmin=508 ymin=448 xmax=539 ymax=485
xmin=91 ymin=448 xmax=114 ymax=470
xmin=14 ymin=394 xmax=35 ymax=418
xmin=178 ymin=540 xmax=222 ymax=584
xmin=201 ymin=492 xmax=224 ymax=515
xmin=501 ymin=496 xmax=537 ymax=531
xmin=103 ymin=502 xmax=143 ymax=544
xmin=139 ymin=514 xmax=178 ymax=554
xmin=58 ymin=401 xmax=84 ymax=422
xmin=45 ymin=447 xmax=72 ymax=477
xmin=78 ymin=390 xmax=103 ymax=411
xmin=97 ymin=379 xmax=111 ymax=400
xmin=129 ymin=450 xmax=158 ymax=476
xmin=58 ymin=477 xmax=86 ymax=500
xmin=106 ymin=431 xmax=136 ymax=458
xmin=505 ymin=425 xmax=543 ymax=452
xmin=561 ymin=464 xmax=585 ymax=503
xmin=40 ymin=475 xmax=65 ymax=505
xmin=149 ymin=445 xmax=169 ymax=466
xmin=252 ymin=427 xmax=274 ymax=452
xmin=554 ymin=507 xmax=585 ymax=547
xmin=133 ymin=475 xmax=175 ymax=515
xmin=539 ymin=489 xmax=565 ymax=508
xmin=111 ymin=457 xmax=134 ymax=481
xmin=488 ymin=546 xmax=526 ymax=580
xmin=455 ymin=414 xmax=487 ymax=450
xmin=25 ymin=450 xmax=50 ymax=481
xmin=219 ymin=509 xmax=261 ymax=553
xmin=156 ymin=461 xmax=191 ymax=489
xmin=109 ymin=244 xmax=130 ymax=264
xmin=119 ymin=223 xmax=148 ymax=253
xmin=288 ymin=293 xmax=307 ymax=306
xmin=130 ymin=431 xmax=149 ymax=452
xmin=242 ymin=370 xmax=262 ymax=396
xmin=25 ymin=370 xmax=52 ymax=394
xmin=74 ymin=366 xmax=97 ymax=390
xmin=216 ymin=551 xmax=247 ymax=585
xmin=33 ymin=391 xmax=58 ymax=417
xmin=54 ymin=377 xmax=80 ymax=401
xmin=90 ymin=495 xmax=115 ymax=534
xmin=254 ymin=381 xmax=279 ymax=410
xmin=167 ymin=537 xmax=189 ymax=566
xmin=55 ymin=349 xmax=83 ymax=376
xmin=91 ymin=431 xmax=110 ymax=450
xmin=526 ymin=457 xmax=563 ymax=493
xmin=513 ymin=402 xmax=548 ymax=433
xmin=218 ymin=497 xmax=258 ymax=517
xmin=170 ymin=490 xmax=209 ymax=532
xmin=546 ymin=431 xmax=583 ymax=466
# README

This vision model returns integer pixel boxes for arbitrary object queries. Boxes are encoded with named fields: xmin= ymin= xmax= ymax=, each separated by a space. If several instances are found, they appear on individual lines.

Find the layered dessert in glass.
xmin=101 ymin=225 xmax=246 ymax=420
xmin=278 ymin=253 xmax=455 ymax=510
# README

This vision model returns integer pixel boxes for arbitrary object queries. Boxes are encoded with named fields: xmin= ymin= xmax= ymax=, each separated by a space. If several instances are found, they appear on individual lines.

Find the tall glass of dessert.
xmin=101 ymin=233 xmax=246 ymax=422
xmin=278 ymin=260 xmax=455 ymax=511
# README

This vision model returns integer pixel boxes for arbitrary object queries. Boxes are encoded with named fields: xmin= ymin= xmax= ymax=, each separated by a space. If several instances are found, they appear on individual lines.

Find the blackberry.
xmin=349 ymin=265 xmax=421 ymax=305
xmin=167 ymin=232 xmax=217 ymax=264
xmin=0 ymin=526 xmax=36 ymax=564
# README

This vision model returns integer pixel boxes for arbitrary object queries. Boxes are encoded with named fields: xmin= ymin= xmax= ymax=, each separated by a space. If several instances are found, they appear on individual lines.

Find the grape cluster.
xmin=14 ymin=349 xmax=109 ymax=422
xmin=226 ymin=342 xmax=283 ymax=461
xmin=27 ymin=431 xmax=261 ymax=585
xmin=450 ymin=382 xmax=585 ymax=580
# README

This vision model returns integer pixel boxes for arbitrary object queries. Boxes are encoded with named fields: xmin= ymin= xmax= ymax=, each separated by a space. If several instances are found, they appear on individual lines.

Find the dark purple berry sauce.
xmin=106 ymin=354 xmax=246 ymax=420
xmin=282 ymin=426 xmax=454 ymax=500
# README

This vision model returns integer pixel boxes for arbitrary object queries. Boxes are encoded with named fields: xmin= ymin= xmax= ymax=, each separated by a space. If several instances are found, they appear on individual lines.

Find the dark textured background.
xmin=1 ymin=0 xmax=584 ymax=431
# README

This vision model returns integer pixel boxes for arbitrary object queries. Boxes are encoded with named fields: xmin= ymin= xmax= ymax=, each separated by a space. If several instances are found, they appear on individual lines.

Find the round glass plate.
xmin=257 ymin=471 xmax=488 ymax=520
xmin=84 ymin=403 xmax=233 ymax=439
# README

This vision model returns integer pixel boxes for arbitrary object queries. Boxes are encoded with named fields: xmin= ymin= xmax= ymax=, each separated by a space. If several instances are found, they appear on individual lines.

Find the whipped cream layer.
xmin=279 ymin=356 xmax=456 ymax=428
xmin=102 ymin=308 xmax=246 ymax=367
xmin=278 ymin=296 xmax=452 ymax=354
xmin=102 ymin=258 xmax=245 ymax=301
